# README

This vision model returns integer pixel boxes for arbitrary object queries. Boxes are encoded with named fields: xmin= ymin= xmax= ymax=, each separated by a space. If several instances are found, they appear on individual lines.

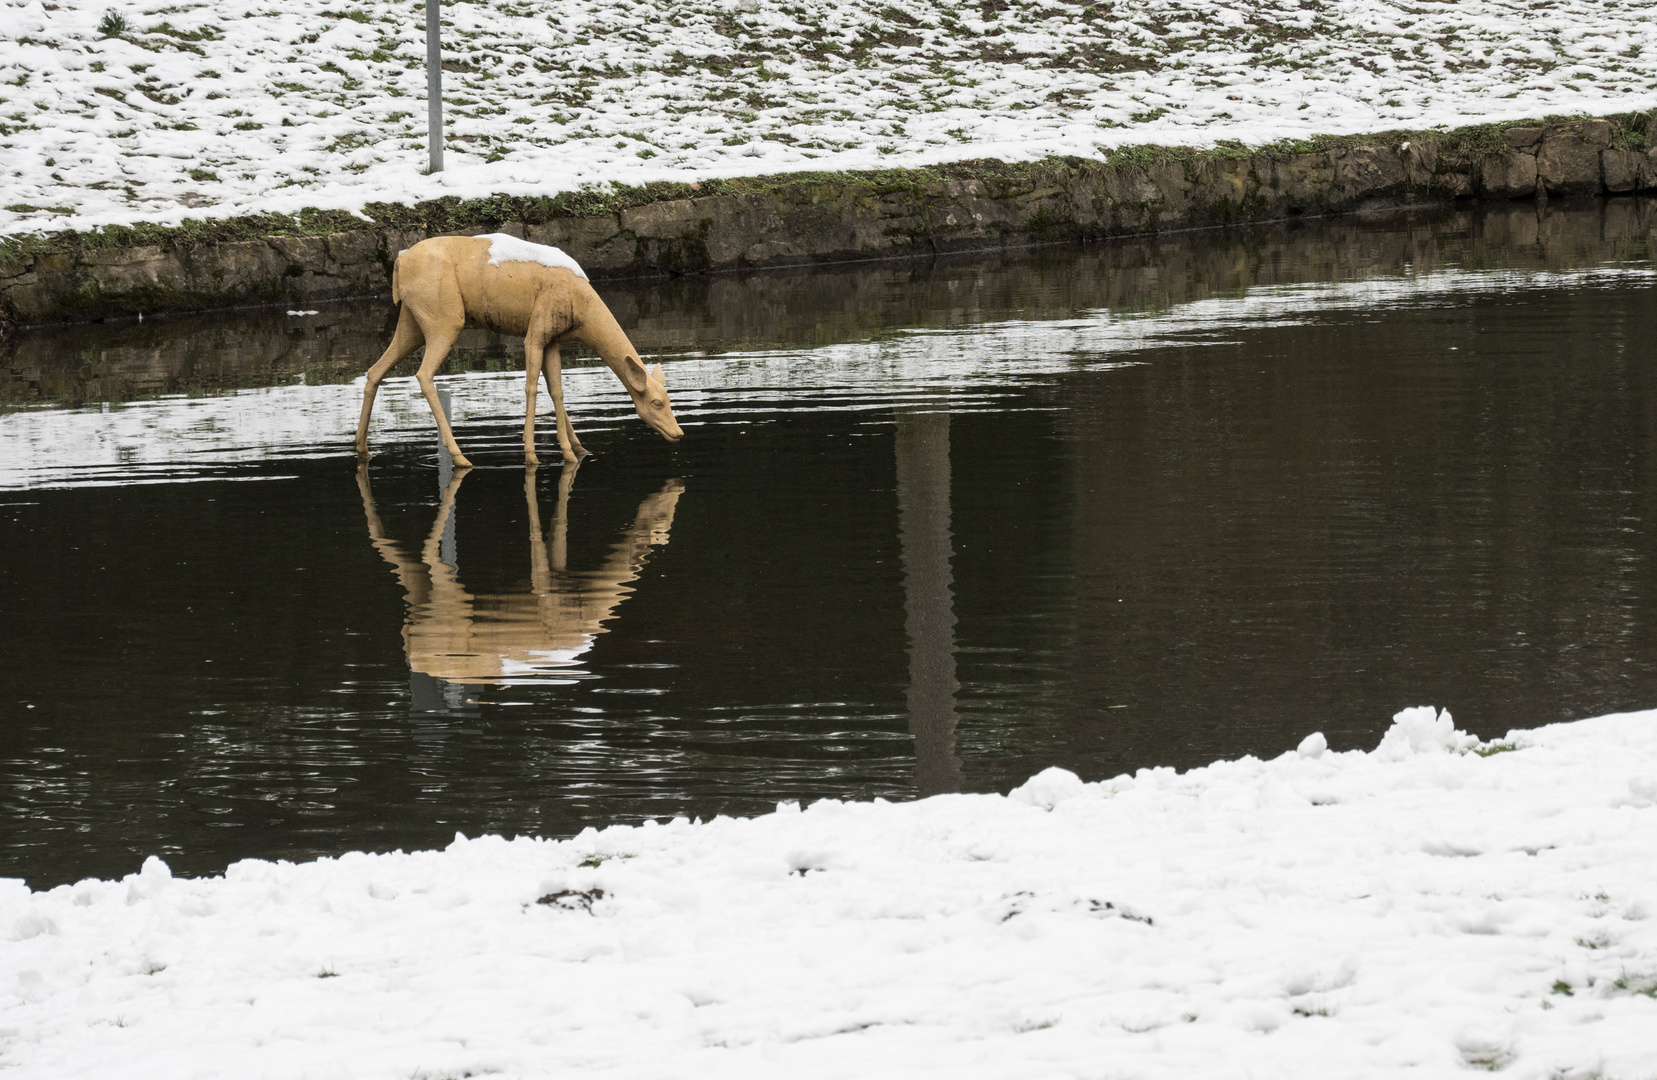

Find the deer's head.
xmin=619 ymin=357 xmax=683 ymax=442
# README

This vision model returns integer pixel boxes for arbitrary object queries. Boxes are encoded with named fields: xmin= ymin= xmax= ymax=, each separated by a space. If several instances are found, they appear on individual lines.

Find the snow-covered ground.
xmin=1 ymin=0 xmax=1655 ymax=234
xmin=3 ymin=706 xmax=1655 ymax=1077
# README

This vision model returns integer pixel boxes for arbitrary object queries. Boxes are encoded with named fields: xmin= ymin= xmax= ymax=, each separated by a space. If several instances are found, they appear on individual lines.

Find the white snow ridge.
xmin=484 ymin=232 xmax=589 ymax=278
xmin=3 ymin=706 xmax=1656 ymax=1078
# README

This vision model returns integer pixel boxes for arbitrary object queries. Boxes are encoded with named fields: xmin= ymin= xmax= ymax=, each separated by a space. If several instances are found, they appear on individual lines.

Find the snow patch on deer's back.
xmin=483 ymin=234 xmax=588 ymax=280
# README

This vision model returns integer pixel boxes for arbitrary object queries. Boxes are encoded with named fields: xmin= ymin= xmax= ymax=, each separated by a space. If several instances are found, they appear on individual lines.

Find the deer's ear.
xmin=649 ymin=363 xmax=666 ymax=386
xmin=615 ymin=353 xmax=650 ymax=395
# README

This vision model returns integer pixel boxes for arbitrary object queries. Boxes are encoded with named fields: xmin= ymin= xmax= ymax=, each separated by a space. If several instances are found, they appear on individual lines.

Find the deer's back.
xmin=397 ymin=236 xmax=582 ymax=339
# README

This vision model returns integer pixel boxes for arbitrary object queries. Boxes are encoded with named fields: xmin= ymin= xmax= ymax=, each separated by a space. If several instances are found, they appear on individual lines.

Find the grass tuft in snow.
xmin=1608 ymin=971 xmax=1657 ymax=998
xmin=535 ymin=888 xmax=607 ymax=913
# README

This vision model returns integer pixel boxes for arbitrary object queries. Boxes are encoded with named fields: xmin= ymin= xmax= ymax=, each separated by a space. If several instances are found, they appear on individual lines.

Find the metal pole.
xmin=425 ymin=0 xmax=443 ymax=173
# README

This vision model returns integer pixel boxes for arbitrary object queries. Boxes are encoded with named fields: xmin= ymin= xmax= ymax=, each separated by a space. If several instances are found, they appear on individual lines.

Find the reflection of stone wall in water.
xmin=0 ymin=304 xmax=397 ymax=411
xmin=7 ymin=200 xmax=1653 ymax=412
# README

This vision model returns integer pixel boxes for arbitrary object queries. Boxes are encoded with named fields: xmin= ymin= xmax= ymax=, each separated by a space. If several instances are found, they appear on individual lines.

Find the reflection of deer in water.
xmin=357 ymin=462 xmax=684 ymax=687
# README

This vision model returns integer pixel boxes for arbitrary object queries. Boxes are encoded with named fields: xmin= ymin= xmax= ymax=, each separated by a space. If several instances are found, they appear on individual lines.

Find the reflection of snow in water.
xmin=2 ymin=266 xmax=1650 ymax=490
xmin=496 ymin=648 xmax=591 ymax=683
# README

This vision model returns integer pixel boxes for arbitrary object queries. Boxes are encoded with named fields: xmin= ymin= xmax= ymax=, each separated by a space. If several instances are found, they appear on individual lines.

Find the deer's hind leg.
xmin=357 ymin=304 xmax=424 ymax=456
xmin=395 ymin=263 xmax=471 ymax=467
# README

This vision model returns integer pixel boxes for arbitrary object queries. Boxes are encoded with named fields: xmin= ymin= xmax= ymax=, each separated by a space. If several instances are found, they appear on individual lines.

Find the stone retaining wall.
xmin=3 ymin=117 xmax=1655 ymax=329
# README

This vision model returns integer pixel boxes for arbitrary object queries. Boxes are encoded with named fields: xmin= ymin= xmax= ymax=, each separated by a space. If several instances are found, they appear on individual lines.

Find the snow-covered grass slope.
xmin=1 ymin=0 xmax=1655 ymax=235
xmin=4 ymin=707 xmax=1656 ymax=1078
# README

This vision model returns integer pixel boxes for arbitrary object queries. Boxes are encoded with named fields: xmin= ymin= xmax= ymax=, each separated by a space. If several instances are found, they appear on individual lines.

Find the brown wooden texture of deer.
xmin=357 ymin=461 xmax=685 ymax=685
xmin=355 ymin=234 xmax=683 ymax=467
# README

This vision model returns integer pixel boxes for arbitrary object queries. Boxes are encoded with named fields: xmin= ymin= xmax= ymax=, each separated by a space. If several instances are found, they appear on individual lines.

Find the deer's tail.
xmin=391 ymin=254 xmax=403 ymax=306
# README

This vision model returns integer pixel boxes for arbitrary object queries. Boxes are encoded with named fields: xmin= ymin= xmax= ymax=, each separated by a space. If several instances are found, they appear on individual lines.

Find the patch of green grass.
xmin=1105 ymin=142 xmax=1197 ymax=168
xmin=97 ymin=10 xmax=128 ymax=36
xmin=1610 ymin=972 xmax=1657 ymax=998
xmin=143 ymin=21 xmax=222 ymax=42
xmin=1013 ymin=1018 xmax=1059 ymax=1032
xmin=1463 ymin=1046 xmax=1516 ymax=1072
xmin=1473 ymin=741 xmax=1518 ymax=757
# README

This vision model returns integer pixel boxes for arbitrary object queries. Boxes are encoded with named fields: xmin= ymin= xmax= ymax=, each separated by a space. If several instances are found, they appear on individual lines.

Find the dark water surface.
xmin=4 ymin=201 xmax=1657 ymax=888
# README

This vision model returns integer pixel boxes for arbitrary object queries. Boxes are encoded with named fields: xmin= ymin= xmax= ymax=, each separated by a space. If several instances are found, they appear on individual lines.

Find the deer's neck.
xmin=570 ymin=288 xmax=641 ymax=382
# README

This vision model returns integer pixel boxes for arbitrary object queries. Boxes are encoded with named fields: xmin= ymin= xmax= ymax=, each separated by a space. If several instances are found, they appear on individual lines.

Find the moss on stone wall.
xmin=4 ymin=112 xmax=1649 ymax=265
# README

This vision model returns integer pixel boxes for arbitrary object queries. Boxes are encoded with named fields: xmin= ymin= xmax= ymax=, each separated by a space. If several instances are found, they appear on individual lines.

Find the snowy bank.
xmin=4 ymin=707 xmax=1656 ymax=1077
xmin=7 ymin=125 xmax=1656 ymax=329
xmin=2 ymin=0 xmax=1657 ymax=233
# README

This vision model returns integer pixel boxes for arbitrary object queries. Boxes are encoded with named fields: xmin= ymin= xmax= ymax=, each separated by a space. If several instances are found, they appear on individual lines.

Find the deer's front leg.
xmin=542 ymin=343 xmax=588 ymax=462
xmin=523 ymin=339 xmax=545 ymax=466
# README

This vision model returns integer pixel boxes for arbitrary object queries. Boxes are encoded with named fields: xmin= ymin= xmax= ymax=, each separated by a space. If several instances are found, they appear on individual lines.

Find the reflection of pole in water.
xmin=896 ymin=410 xmax=963 ymax=796
xmin=415 ymin=385 xmax=476 ymax=715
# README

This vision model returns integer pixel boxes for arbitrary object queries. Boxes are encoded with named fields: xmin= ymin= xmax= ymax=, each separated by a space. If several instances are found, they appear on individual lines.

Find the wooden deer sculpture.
xmin=355 ymin=234 xmax=683 ymax=467
xmin=357 ymin=460 xmax=685 ymax=685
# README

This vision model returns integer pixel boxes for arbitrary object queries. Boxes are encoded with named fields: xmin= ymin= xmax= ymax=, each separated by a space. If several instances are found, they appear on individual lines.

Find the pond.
xmin=3 ymin=199 xmax=1656 ymax=889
